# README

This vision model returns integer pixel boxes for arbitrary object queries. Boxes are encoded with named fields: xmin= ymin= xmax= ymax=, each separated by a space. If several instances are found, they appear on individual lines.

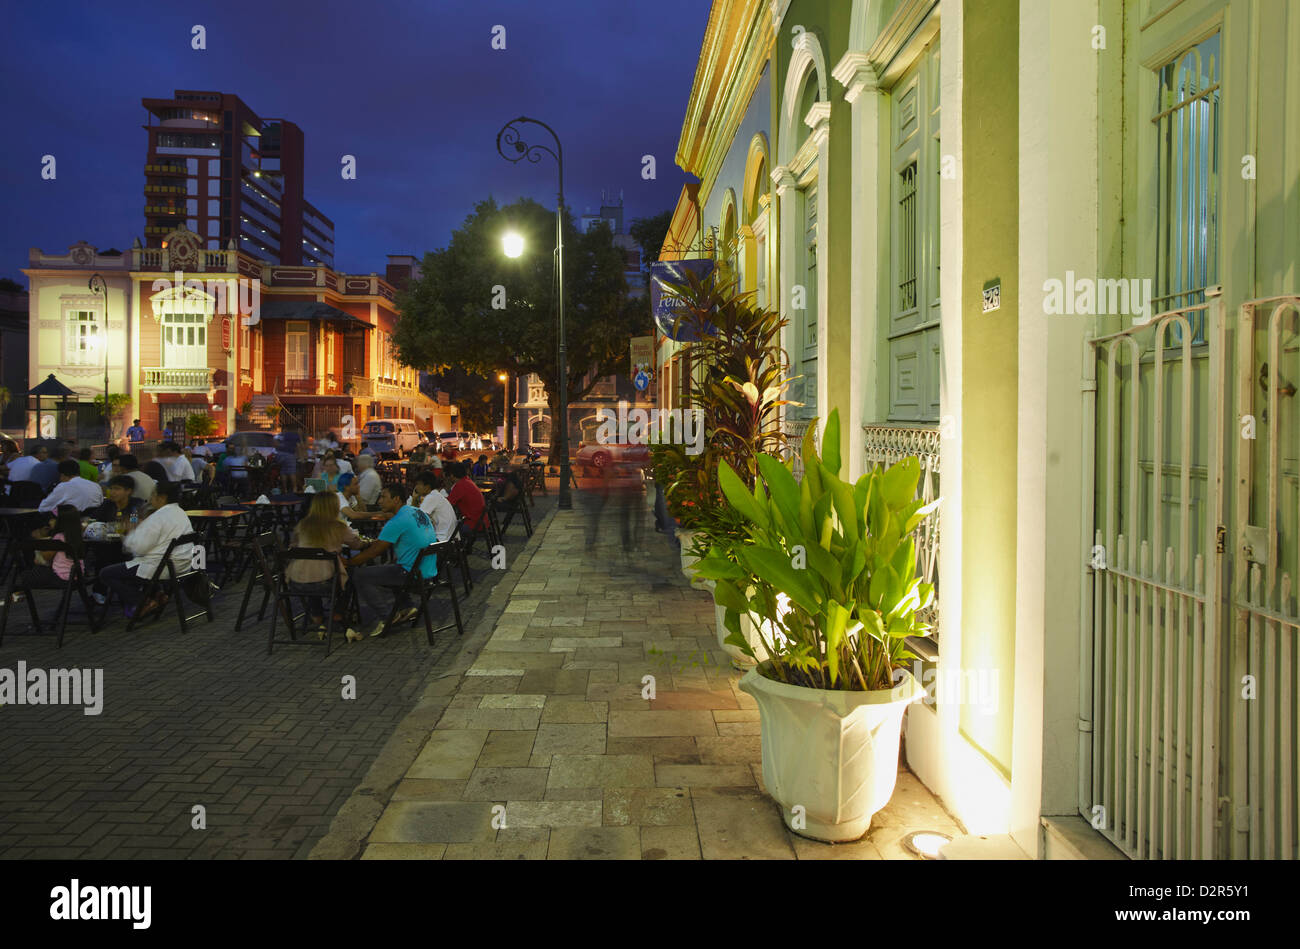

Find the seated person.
xmin=39 ymin=459 xmax=105 ymax=513
xmin=18 ymin=505 xmax=87 ymax=590
xmin=219 ymin=443 xmax=249 ymax=482
xmin=470 ymin=455 xmax=490 ymax=478
xmin=142 ymin=459 xmax=171 ymax=485
xmin=98 ymin=445 xmax=121 ymax=483
xmin=444 ymin=461 xmax=486 ymax=531
xmin=77 ymin=447 xmax=101 ymax=482
xmin=6 ymin=443 xmax=46 ymax=483
xmin=117 ymin=454 xmax=156 ymax=502
xmin=354 ymin=454 xmax=383 ymax=508
xmin=286 ymin=491 xmax=363 ymax=637
xmin=335 ymin=473 xmax=367 ymax=517
xmin=98 ymin=480 xmax=194 ymax=619
xmin=320 ymin=454 xmax=344 ymax=492
xmin=88 ymin=475 xmax=146 ymax=526
xmin=344 ymin=485 xmax=438 ymax=639
xmin=410 ymin=470 xmax=458 ymax=543
xmin=184 ymin=446 xmax=210 ymax=482
xmin=157 ymin=441 xmax=194 ymax=482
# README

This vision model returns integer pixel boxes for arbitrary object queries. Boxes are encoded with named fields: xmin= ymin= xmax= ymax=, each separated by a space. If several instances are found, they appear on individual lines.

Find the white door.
xmin=162 ymin=312 xmax=207 ymax=368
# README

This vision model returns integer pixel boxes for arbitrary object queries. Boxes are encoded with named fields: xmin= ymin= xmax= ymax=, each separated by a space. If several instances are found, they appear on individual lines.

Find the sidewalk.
xmin=322 ymin=499 xmax=962 ymax=860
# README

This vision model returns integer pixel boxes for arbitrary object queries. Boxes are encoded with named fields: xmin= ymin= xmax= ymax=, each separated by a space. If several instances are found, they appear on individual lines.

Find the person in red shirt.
xmin=444 ymin=461 xmax=486 ymax=530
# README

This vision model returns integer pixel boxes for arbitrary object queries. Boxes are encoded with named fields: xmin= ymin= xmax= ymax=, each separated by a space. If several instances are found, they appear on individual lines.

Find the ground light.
xmin=502 ymin=231 xmax=524 ymax=258
xmin=903 ymin=830 xmax=952 ymax=859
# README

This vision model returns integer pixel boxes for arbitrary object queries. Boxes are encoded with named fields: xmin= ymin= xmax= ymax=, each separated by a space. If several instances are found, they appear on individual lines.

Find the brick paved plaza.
xmin=0 ymin=492 xmax=556 ymax=860
xmin=0 ymin=483 xmax=962 ymax=860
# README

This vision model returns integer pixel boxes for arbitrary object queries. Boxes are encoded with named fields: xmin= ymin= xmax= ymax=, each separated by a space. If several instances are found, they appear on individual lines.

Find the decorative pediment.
xmin=149 ymin=282 xmax=217 ymax=322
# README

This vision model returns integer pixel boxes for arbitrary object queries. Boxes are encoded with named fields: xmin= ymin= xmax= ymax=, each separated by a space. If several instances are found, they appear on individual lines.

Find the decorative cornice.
xmin=833 ymin=51 xmax=880 ymax=103
xmin=771 ymin=165 xmax=798 ymax=196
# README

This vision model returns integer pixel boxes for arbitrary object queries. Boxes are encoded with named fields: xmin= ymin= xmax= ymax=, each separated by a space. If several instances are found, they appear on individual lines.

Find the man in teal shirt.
xmin=346 ymin=484 xmax=439 ymax=639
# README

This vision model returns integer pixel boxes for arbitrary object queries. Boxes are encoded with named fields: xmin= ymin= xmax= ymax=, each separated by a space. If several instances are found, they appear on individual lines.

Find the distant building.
xmin=23 ymin=228 xmax=440 ymax=442
xmin=141 ymin=89 xmax=334 ymax=267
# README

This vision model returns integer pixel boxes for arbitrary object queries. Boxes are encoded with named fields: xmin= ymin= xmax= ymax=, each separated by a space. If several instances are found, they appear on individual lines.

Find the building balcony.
xmin=282 ymin=377 xmax=320 ymax=395
xmin=144 ymin=205 xmax=184 ymax=216
xmin=345 ymin=375 xmax=373 ymax=398
xmin=144 ymin=163 xmax=186 ymax=175
xmin=142 ymin=367 xmax=215 ymax=392
xmin=144 ymin=183 xmax=186 ymax=195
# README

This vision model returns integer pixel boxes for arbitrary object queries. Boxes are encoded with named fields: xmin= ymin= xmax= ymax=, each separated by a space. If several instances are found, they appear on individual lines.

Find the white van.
xmin=360 ymin=419 xmax=423 ymax=457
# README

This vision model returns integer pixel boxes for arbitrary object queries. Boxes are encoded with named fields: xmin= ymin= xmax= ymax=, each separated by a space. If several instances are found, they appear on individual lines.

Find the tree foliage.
xmin=393 ymin=197 xmax=649 ymax=458
xmin=628 ymin=209 xmax=673 ymax=266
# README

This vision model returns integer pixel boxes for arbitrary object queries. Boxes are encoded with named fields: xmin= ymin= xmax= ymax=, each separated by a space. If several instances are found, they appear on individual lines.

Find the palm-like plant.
xmin=658 ymin=266 xmax=796 ymax=553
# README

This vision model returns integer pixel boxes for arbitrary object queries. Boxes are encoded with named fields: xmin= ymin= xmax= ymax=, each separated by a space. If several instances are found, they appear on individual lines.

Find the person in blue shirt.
xmin=345 ymin=484 xmax=439 ymax=639
xmin=127 ymin=418 xmax=146 ymax=442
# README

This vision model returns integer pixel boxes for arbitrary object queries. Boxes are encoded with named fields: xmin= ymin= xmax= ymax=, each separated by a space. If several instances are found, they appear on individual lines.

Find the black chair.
xmin=445 ymin=521 xmax=474 ymax=595
xmin=267 ymin=548 xmax=348 ymax=655
xmin=382 ymin=542 xmax=463 ymax=644
xmin=0 ymin=540 xmax=99 ymax=648
xmin=4 ymin=481 xmax=44 ymax=509
xmin=234 ymin=532 xmax=282 ymax=632
xmin=493 ymin=487 xmax=533 ymax=538
xmin=123 ymin=532 xmax=213 ymax=634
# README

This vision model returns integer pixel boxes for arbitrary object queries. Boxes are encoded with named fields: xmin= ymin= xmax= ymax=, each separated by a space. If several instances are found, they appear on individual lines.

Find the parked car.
xmin=360 ymin=419 xmax=423 ymax=457
xmin=574 ymin=440 xmax=650 ymax=470
xmin=190 ymin=432 xmax=277 ymax=459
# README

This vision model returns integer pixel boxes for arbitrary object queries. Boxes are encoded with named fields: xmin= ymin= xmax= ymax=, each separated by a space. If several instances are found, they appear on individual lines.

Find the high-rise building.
xmin=141 ymin=90 xmax=334 ymax=267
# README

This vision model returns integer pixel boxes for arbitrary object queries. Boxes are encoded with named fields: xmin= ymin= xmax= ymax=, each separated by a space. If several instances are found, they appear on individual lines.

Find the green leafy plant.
xmin=185 ymin=413 xmax=217 ymax=437
xmin=694 ymin=408 xmax=940 ymax=692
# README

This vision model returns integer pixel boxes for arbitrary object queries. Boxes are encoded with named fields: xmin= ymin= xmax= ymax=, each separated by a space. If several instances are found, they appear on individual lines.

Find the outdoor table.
xmin=186 ymin=509 xmax=251 ymax=584
xmin=242 ymin=497 xmax=304 ymax=541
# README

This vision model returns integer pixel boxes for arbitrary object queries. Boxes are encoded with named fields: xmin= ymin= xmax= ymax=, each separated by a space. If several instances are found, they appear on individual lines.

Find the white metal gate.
xmin=1083 ymin=291 xmax=1300 ymax=859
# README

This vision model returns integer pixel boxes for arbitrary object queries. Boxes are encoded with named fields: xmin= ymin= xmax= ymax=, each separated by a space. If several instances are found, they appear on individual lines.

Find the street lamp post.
xmin=88 ymin=274 xmax=110 ymax=444
xmin=498 ymin=372 xmax=511 ymax=450
xmin=496 ymin=116 xmax=572 ymax=509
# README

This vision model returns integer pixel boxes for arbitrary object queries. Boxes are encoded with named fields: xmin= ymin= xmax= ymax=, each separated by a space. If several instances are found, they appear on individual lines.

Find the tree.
xmin=394 ymin=197 xmax=650 ymax=464
xmin=424 ymin=367 xmax=500 ymax=434
xmin=628 ymin=209 xmax=674 ymax=266
xmin=93 ymin=393 xmax=132 ymax=440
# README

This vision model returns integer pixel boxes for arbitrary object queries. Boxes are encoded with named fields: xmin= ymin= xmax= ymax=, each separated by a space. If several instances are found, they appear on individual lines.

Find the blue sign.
xmin=634 ymin=369 xmax=651 ymax=391
xmin=650 ymin=259 xmax=717 ymax=341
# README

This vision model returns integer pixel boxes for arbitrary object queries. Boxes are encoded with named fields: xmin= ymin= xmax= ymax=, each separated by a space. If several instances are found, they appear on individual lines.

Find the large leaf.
xmin=880 ymin=457 xmax=921 ymax=510
xmin=831 ymin=479 xmax=859 ymax=541
xmin=712 ymin=580 xmax=750 ymax=613
xmin=718 ymin=461 xmax=769 ymax=529
xmin=757 ymin=453 xmax=801 ymax=536
xmin=820 ymin=408 xmax=841 ymax=476
xmin=742 ymin=547 xmax=823 ymax=614
xmin=824 ymin=600 xmax=850 ymax=688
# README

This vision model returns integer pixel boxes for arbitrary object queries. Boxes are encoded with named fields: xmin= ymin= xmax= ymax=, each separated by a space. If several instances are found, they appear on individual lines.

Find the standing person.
xmin=354 ymin=454 xmax=383 ymax=508
xmin=127 ymin=418 xmax=146 ymax=443
xmin=277 ymin=427 xmax=301 ymax=491
xmin=162 ymin=420 xmax=175 ymax=442
xmin=98 ymin=480 xmax=193 ymax=619
xmin=410 ymin=470 xmax=457 ymax=543
xmin=345 ymin=485 xmax=438 ymax=639
xmin=444 ymin=462 xmax=486 ymax=531
xmin=118 ymin=454 xmax=156 ymax=501
xmin=38 ymin=459 xmax=104 ymax=513
xmin=286 ymin=491 xmax=364 ymax=639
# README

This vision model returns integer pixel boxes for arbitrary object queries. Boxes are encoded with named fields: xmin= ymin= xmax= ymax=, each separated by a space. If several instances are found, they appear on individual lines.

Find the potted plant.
xmin=659 ymin=266 xmax=795 ymax=614
xmin=694 ymin=408 xmax=940 ymax=841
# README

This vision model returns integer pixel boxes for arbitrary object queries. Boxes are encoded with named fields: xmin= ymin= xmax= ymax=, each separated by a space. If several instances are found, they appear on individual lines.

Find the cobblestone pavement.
xmin=324 ymin=486 xmax=963 ymax=860
xmin=0 ymin=491 xmax=555 ymax=859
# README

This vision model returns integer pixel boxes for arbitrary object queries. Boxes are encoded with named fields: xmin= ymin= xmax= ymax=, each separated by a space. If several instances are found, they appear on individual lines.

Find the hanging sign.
xmin=650 ymin=259 xmax=717 ymax=341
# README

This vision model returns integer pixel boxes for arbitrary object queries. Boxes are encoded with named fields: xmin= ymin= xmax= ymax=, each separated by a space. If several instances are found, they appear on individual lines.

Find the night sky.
xmin=0 ymin=0 xmax=710 ymax=285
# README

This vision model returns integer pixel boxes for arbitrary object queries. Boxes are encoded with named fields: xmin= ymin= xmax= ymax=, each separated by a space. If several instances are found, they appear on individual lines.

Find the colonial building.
xmin=667 ymin=0 xmax=1300 ymax=860
xmin=23 ymin=226 xmax=441 ymax=441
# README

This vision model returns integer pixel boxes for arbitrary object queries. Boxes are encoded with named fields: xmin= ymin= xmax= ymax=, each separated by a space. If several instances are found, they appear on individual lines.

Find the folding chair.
xmin=0 ymin=540 xmax=99 ymax=649
xmin=267 ymin=548 xmax=349 ymax=655
xmin=4 ymin=481 xmax=45 ymax=509
xmin=493 ymin=490 xmax=533 ymax=538
xmin=382 ymin=542 xmax=464 ymax=644
xmin=445 ymin=521 xmax=474 ymax=594
xmin=124 ymin=532 xmax=213 ymax=633
xmin=234 ymin=532 xmax=281 ymax=632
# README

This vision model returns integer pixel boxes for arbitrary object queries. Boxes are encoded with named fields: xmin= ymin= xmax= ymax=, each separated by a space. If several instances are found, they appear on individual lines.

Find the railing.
xmin=144 ymin=163 xmax=186 ymax=175
xmin=142 ymin=367 xmax=214 ymax=391
xmin=347 ymin=376 xmax=373 ymax=398
xmin=863 ymin=424 xmax=941 ymax=633
xmin=282 ymin=378 xmax=319 ymax=395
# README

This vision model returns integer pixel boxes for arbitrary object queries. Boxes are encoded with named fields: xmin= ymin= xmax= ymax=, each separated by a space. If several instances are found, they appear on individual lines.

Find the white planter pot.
xmin=712 ymin=605 xmax=767 ymax=668
xmin=677 ymin=529 xmax=696 ymax=577
xmin=740 ymin=665 xmax=924 ymax=842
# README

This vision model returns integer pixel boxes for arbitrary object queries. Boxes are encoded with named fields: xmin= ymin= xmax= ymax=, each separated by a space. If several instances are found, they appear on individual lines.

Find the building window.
xmin=65 ymin=309 xmax=101 ymax=366
xmin=161 ymin=311 xmax=207 ymax=368
xmin=286 ymin=321 xmax=309 ymax=379
xmin=885 ymin=35 xmax=941 ymax=422
xmin=1152 ymin=30 xmax=1220 ymax=332
xmin=326 ymin=328 xmax=335 ymax=376
xmin=240 ymin=325 xmax=250 ymax=367
xmin=797 ymin=179 xmax=818 ymax=418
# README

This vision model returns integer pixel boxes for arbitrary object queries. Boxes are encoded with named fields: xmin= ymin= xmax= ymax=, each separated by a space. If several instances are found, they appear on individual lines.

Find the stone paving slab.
xmin=333 ymin=504 xmax=966 ymax=860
